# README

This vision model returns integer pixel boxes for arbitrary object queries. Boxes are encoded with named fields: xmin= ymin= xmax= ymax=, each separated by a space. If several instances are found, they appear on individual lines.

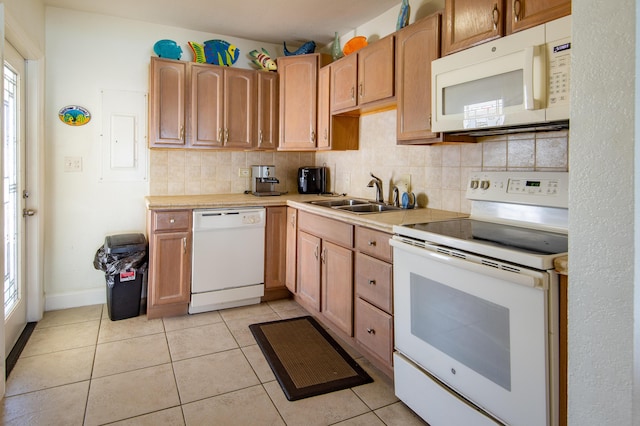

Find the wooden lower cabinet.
xmin=285 ymin=207 xmax=298 ymax=293
xmin=295 ymin=211 xmax=355 ymax=336
xmin=263 ymin=206 xmax=290 ymax=301
xmin=146 ymin=209 xmax=192 ymax=319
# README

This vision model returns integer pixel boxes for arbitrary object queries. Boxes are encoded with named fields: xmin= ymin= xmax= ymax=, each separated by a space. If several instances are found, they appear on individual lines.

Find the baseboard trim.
xmin=45 ymin=287 xmax=106 ymax=311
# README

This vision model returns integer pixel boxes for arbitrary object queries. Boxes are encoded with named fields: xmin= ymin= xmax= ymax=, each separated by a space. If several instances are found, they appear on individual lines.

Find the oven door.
xmin=391 ymin=238 xmax=557 ymax=426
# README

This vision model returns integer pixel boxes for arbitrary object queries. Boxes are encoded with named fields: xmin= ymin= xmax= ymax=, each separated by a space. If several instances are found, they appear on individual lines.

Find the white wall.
xmin=44 ymin=7 xmax=282 ymax=309
xmin=570 ymin=1 xmax=635 ymax=424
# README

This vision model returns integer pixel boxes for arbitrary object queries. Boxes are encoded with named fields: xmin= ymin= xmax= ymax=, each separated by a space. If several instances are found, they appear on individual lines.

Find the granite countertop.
xmin=145 ymin=193 xmax=468 ymax=233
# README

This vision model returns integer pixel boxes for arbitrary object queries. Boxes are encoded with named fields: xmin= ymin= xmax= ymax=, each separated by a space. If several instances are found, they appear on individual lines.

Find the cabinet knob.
xmin=368 ymin=279 xmax=376 ymax=285
xmin=366 ymin=328 xmax=376 ymax=335
xmin=368 ymin=240 xmax=376 ymax=246
xmin=170 ymin=218 xmax=175 ymax=224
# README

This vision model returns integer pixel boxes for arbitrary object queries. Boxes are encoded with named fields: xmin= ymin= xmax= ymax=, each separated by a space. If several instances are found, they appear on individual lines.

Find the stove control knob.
xmin=469 ymin=180 xmax=479 ymax=189
xmin=480 ymin=180 xmax=490 ymax=190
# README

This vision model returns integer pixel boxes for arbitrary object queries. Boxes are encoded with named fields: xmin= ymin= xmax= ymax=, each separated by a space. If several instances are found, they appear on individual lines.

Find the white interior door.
xmin=4 ymin=41 xmax=27 ymax=354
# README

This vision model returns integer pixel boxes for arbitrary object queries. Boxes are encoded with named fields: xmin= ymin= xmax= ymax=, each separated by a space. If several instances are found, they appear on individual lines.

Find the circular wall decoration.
xmin=58 ymin=105 xmax=91 ymax=126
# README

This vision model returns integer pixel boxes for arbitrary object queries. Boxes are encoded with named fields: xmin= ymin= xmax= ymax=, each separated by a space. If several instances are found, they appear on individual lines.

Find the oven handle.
xmin=390 ymin=238 xmax=546 ymax=290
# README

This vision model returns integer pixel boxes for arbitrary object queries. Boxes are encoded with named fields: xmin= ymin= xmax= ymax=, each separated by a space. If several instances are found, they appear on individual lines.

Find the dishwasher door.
xmin=190 ymin=207 xmax=265 ymax=313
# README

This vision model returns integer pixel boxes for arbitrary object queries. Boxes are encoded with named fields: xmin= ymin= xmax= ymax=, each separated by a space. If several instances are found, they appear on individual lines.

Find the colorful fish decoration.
xmin=188 ymin=40 xmax=240 ymax=66
xmin=396 ymin=0 xmax=410 ymax=30
xmin=249 ymin=48 xmax=277 ymax=71
xmin=153 ymin=39 xmax=183 ymax=60
xmin=283 ymin=40 xmax=316 ymax=56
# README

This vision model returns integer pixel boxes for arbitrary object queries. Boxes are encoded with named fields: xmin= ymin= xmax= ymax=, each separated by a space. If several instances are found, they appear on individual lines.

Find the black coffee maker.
xmin=297 ymin=167 xmax=327 ymax=194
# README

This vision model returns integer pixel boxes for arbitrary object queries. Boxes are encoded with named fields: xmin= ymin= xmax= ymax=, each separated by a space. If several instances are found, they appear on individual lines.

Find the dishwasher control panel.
xmin=193 ymin=207 xmax=266 ymax=230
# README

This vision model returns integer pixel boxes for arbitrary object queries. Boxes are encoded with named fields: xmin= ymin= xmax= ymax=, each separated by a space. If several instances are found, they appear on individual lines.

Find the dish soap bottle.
xmin=331 ymin=32 xmax=343 ymax=61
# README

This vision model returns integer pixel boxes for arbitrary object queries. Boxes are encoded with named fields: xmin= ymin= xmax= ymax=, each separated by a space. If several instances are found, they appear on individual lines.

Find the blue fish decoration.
xmin=283 ymin=40 xmax=316 ymax=56
xmin=153 ymin=39 xmax=183 ymax=60
xmin=188 ymin=40 xmax=240 ymax=66
xmin=396 ymin=0 xmax=410 ymax=30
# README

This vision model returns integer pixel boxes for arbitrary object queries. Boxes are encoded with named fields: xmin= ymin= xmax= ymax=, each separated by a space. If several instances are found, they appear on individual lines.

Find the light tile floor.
xmin=1 ymin=299 xmax=428 ymax=425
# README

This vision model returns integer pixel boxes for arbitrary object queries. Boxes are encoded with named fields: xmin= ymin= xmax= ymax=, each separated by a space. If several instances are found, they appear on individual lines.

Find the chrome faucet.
xmin=367 ymin=173 xmax=384 ymax=203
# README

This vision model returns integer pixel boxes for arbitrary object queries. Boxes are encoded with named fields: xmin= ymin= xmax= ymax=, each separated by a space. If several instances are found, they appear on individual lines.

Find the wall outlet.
xmin=64 ymin=156 xmax=82 ymax=173
xmin=238 ymin=167 xmax=250 ymax=177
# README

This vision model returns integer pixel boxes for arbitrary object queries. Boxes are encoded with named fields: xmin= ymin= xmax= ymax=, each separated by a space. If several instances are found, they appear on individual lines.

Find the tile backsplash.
xmin=149 ymin=109 xmax=568 ymax=214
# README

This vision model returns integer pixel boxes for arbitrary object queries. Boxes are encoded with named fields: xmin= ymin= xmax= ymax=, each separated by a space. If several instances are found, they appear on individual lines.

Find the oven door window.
xmin=411 ymin=273 xmax=511 ymax=390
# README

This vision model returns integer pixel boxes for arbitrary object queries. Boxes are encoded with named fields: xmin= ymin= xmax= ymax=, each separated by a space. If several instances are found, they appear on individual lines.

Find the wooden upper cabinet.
xmin=443 ymin=0 xmax=505 ymax=55
xmin=278 ymin=54 xmax=328 ymax=151
xmin=190 ymin=64 xmax=224 ymax=148
xmin=149 ymin=58 xmax=187 ymax=147
xmin=330 ymin=35 xmax=395 ymax=114
xmin=256 ymin=72 xmax=279 ymax=150
xmin=506 ymin=0 xmax=571 ymax=34
xmin=317 ymin=66 xmax=331 ymax=149
xmin=358 ymin=35 xmax=395 ymax=105
xmin=224 ymin=68 xmax=256 ymax=149
xmin=331 ymin=54 xmax=358 ymax=112
xmin=396 ymin=14 xmax=441 ymax=143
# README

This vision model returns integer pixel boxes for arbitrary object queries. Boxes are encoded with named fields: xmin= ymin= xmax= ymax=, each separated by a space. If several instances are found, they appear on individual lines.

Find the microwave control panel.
xmin=547 ymin=37 xmax=571 ymax=108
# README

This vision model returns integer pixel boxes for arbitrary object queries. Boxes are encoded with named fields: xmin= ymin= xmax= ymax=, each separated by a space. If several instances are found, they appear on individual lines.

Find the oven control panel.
xmin=467 ymin=171 xmax=568 ymax=208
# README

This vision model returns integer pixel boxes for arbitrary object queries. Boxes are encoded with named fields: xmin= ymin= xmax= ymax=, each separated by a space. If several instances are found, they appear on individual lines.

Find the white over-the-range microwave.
xmin=432 ymin=15 xmax=571 ymax=136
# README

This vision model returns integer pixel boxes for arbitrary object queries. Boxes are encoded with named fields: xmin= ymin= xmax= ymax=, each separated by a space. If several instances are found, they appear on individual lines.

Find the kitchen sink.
xmin=308 ymin=199 xmax=403 ymax=214
xmin=309 ymin=199 xmax=370 ymax=208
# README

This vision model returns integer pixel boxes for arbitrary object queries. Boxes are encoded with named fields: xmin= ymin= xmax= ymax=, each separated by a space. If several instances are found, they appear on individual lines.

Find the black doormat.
xmin=249 ymin=316 xmax=373 ymax=401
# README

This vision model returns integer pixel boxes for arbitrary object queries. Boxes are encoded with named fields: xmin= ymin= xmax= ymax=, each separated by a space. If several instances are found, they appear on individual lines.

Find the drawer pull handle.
xmin=368 ymin=279 xmax=376 ymax=285
xmin=366 ymin=328 xmax=376 ymax=335
xmin=368 ymin=240 xmax=376 ymax=246
xmin=170 ymin=218 xmax=175 ymax=224
xmin=492 ymin=3 xmax=499 ymax=30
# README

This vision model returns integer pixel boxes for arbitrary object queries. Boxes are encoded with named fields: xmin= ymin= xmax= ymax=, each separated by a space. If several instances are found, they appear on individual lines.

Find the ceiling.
xmin=42 ymin=0 xmax=402 ymax=46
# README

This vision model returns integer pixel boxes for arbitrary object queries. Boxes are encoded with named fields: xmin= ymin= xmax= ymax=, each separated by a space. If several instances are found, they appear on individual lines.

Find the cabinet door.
xmin=321 ymin=241 xmax=354 ymax=336
xmin=443 ymin=0 xmax=505 ymax=55
xmin=285 ymin=207 xmax=298 ymax=293
xmin=506 ymin=0 xmax=571 ymax=33
xmin=396 ymin=14 xmax=442 ymax=143
xmin=149 ymin=57 xmax=186 ymax=147
xmin=256 ymin=72 xmax=279 ymax=149
xmin=190 ymin=64 xmax=224 ymax=148
xmin=148 ymin=230 xmax=191 ymax=307
xmin=264 ymin=207 xmax=287 ymax=297
xmin=224 ymin=68 xmax=256 ymax=148
xmin=358 ymin=35 xmax=395 ymax=105
xmin=317 ymin=66 xmax=331 ymax=149
xmin=278 ymin=54 xmax=320 ymax=150
xmin=330 ymin=54 xmax=358 ymax=112
xmin=297 ymin=230 xmax=321 ymax=311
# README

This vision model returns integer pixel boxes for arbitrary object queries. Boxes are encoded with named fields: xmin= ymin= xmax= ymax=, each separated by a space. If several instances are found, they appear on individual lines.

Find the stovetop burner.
xmin=405 ymin=219 xmax=568 ymax=255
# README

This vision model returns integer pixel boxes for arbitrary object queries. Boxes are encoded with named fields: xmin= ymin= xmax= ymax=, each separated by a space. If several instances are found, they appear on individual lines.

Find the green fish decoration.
xmin=188 ymin=40 xmax=240 ymax=66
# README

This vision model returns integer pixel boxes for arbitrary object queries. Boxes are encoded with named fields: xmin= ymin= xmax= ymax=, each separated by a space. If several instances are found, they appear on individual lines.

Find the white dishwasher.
xmin=190 ymin=207 xmax=265 ymax=314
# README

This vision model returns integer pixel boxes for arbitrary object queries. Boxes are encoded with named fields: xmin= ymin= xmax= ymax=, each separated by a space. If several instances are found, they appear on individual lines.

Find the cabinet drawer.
xmin=153 ymin=210 xmax=191 ymax=232
xmin=355 ymin=252 xmax=392 ymax=313
xmin=355 ymin=227 xmax=392 ymax=262
xmin=355 ymin=298 xmax=393 ymax=365
xmin=298 ymin=211 xmax=353 ymax=248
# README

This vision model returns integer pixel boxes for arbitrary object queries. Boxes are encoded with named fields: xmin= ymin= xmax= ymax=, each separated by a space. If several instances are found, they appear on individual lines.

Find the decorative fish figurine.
xmin=153 ymin=39 xmax=183 ymax=60
xmin=396 ymin=0 xmax=410 ymax=30
xmin=188 ymin=40 xmax=240 ymax=66
xmin=283 ymin=40 xmax=316 ymax=56
xmin=249 ymin=48 xmax=277 ymax=71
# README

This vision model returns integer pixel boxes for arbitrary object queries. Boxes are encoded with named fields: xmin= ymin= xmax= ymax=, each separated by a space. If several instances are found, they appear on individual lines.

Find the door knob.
xmin=22 ymin=208 xmax=36 ymax=217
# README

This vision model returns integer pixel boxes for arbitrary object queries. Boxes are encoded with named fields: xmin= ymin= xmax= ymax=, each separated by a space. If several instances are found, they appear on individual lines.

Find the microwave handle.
xmin=523 ymin=45 xmax=542 ymax=110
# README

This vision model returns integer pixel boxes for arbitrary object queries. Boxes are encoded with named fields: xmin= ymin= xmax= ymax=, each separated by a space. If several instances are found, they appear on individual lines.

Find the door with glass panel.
xmin=4 ymin=42 xmax=27 ymax=354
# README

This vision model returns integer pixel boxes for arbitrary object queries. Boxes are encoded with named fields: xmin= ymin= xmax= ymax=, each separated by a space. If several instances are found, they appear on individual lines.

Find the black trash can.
xmin=94 ymin=233 xmax=148 ymax=321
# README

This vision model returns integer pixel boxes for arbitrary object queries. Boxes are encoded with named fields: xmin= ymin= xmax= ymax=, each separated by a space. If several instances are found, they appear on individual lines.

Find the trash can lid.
xmin=104 ymin=233 xmax=147 ymax=254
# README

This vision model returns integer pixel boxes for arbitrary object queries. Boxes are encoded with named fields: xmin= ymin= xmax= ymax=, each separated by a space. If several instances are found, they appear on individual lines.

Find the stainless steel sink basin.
xmin=308 ymin=199 xmax=402 ymax=214
xmin=335 ymin=203 xmax=403 ymax=213
xmin=309 ymin=199 xmax=370 ymax=208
